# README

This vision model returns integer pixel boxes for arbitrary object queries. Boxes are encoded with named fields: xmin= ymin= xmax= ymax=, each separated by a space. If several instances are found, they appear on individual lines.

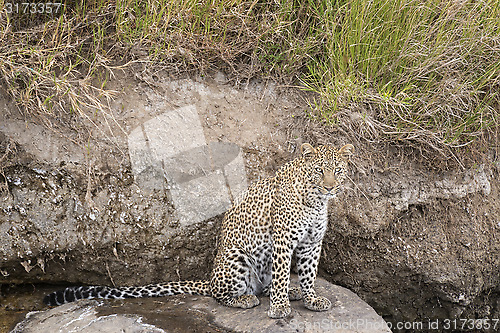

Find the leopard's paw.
xmin=236 ymin=294 xmax=260 ymax=309
xmin=268 ymin=302 xmax=292 ymax=318
xmin=304 ymin=295 xmax=331 ymax=312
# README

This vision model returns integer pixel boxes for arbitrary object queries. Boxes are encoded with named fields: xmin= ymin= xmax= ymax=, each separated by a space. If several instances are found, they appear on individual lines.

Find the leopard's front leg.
xmin=295 ymin=241 xmax=331 ymax=312
xmin=267 ymin=237 xmax=294 ymax=318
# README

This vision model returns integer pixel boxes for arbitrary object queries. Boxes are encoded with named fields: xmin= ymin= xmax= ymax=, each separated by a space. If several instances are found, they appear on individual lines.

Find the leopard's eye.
xmin=315 ymin=167 xmax=323 ymax=174
xmin=334 ymin=167 xmax=342 ymax=174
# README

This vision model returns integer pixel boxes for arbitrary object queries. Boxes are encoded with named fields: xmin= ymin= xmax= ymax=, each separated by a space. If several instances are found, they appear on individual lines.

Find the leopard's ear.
xmin=300 ymin=143 xmax=317 ymax=160
xmin=338 ymin=144 xmax=354 ymax=161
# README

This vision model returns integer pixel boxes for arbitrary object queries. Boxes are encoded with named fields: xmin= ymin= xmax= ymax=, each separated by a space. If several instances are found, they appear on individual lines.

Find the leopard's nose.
xmin=324 ymin=186 xmax=334 ymax=192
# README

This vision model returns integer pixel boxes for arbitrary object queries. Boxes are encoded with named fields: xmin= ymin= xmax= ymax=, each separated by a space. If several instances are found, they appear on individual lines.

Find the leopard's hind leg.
xmin=210 ymin=248 xmax=260 ymax=309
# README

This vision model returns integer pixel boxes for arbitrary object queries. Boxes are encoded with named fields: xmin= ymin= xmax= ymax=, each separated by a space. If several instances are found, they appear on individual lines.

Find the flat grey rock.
xmin=12 ymin=278 xmax=391 ymax=333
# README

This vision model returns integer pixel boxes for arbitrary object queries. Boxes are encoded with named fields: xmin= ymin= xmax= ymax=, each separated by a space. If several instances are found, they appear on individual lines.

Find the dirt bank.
xmin=1 ymin=70 xmax=499 ymax=332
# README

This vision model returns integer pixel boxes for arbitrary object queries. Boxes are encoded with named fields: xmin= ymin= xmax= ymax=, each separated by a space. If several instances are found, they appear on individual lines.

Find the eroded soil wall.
xmin=1 ymin=74 xmax=499 ymax=332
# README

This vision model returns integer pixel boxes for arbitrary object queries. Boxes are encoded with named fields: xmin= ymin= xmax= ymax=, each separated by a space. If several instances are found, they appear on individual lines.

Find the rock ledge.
xmin=12 ymin=278 xmax=391 ymax=333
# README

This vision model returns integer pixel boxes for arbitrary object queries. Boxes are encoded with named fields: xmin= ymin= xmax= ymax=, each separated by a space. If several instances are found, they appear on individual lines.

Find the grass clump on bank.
xmin=302 ymin=0 xmax=500 ymax=152
xmin=0 ymin=0 xmax=498 ymax=153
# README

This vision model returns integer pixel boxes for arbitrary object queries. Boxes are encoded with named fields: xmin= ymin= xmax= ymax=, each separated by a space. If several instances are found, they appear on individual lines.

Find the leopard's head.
xmin=301 ymin=143 xmax=354 ymax=197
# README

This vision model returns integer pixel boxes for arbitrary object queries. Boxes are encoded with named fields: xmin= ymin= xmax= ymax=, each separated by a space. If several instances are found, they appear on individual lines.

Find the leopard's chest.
xmin=291 ymin=202 xmax=328 ymax=244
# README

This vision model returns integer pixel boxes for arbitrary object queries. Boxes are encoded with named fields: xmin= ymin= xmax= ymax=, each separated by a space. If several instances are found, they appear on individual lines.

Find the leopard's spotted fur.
xmin=44 ymin=143 xmax=354 ymax=319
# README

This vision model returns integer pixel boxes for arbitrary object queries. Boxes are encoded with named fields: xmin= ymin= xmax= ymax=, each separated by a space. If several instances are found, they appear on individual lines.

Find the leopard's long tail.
xmin=43 ymin=280 xmax=211 ymax=306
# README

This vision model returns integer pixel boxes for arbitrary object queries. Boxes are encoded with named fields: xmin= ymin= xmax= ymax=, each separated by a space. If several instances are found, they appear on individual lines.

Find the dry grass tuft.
xmin=0 ymin=0 xmax=499 ymax=159
xmin=0 ymin=3 xmax=119 ymax=132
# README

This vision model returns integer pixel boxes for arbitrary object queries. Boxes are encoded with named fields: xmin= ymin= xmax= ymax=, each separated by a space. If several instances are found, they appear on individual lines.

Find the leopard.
xmin=44 ymin=143 xmax=354 ymax=319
